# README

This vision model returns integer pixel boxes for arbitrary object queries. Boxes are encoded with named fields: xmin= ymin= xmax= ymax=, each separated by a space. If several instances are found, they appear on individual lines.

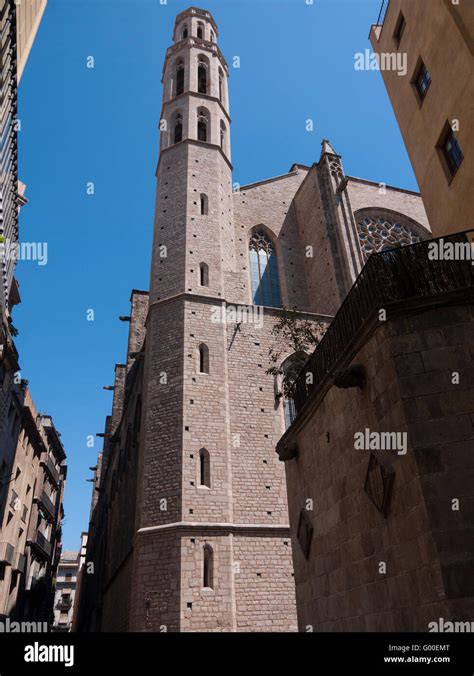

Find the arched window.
xmin=218 ymin=69 xmax=224 ymax=103
xmin=203 ymin=544 xmax=214 ymax=588
xmin=281 ymin=353 xmax=308 ymax=429
xmin=174 ymin=112 xmax=183 ymax=144
xmin=197 ymin=55 xmax=208 ymax=94
xmin=210 ymin=30 xmax=215 ymax=42
xmin=199 ymin=262 xmax=209 ymax=287
xmin=197 ymin=22 xmax=204 ymax=39
xmin=197 ymin=108 xmax=209 ymax=142
xmin=182 ymin=24 xmax=188 ymax=39
xmin=220 ymin=120 xmax=227 ymax=153
xmin=199 ymin=448 xmax=210 ymax=487
xmin=249 ymin=230 xmax=282 ymax=308
xmin=199 ymin=343 xmax=209 ymax=374
xmin=200 ymin=193 xmax=208 ymax=215
xmin=175 ymin=59 xmax=185 ymax=96
xmin=355 ymin=209 xmax=429 ymax=260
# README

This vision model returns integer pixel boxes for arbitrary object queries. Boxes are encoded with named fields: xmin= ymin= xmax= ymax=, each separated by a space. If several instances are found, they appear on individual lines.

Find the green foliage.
xmin=266 ymin=307 xmax=327 ymax=396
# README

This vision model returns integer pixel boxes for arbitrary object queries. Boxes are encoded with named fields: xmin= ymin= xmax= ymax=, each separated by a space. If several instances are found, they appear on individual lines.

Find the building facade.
xmin=370 ymin=0 xmax=473 ymax=237
xmin=80 ymin=6 xmax=434 ymax=632
xmin=52 ymin=550 xmax=78 ymax=632
xmin=0 ymin=390 xmax=66 ymax=624
xmin=0 ymin=0 xmax=48 ymax=525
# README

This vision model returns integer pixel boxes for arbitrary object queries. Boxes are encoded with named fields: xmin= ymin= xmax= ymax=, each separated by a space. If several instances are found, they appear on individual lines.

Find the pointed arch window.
xmin=197 ymin=22 xmax=204 ymax=39
xmin=281 ymin=353 xmax=307 ymax=429
xmin=175 ymin=59 xmax=185 ymax=96
xmin=174 ymin=112 xmax=183 ymax=144
xmin=182 ymin=25 xmax=188 ymax=39
xmin=197 ymin=56 xmax=208 ymax=94
xmin=203 ymin=544 xmax=214 ymax=588
xmin=197 ymin=108 xmax=209 ymax=142
xmin=199 ymin=343 xmax=209 ymax=374
xmin=220 ymin=120 xmax=227 ymax=153
xmin=218 ymin=69 xmax=224 ymax=103
xmin=199 ymin=448 xmax=210 ymax=487
xmin=199 ymin=263 xmax=209 ymax=287
xmin=249 ymin=231 xmax=282 ymax=308
xmin=200 ymin=193 xmax=208 ymax=215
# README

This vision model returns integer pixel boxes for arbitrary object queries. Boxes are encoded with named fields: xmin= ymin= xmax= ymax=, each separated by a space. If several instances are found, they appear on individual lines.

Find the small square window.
xmin=437 ymin=123 xmax=464 ymax=179
xmin=393 ymin=12 xmax=406 ymax=46
xmin=413 ymin=60 xmax=431 ymax=102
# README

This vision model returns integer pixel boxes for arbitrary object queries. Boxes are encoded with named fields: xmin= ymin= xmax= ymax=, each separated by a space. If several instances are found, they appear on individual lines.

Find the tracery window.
xmin=249 ymin=231 xmax=282 ymax=308
xmin=356 ymin=216 xmax=422 ymax=259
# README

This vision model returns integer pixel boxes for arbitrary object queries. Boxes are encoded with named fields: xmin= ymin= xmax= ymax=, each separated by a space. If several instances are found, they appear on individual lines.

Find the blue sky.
xmin=16 ymin=0 xmax=417 ymax=550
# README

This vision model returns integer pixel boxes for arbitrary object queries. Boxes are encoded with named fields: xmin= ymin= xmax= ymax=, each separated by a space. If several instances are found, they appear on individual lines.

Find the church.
xmin=78 ymin=6 xmax=431 ymax=632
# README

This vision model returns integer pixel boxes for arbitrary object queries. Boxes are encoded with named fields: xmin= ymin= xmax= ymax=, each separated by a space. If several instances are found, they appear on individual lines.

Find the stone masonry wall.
xmin=282 ymin=301 xmax=474 ymax=631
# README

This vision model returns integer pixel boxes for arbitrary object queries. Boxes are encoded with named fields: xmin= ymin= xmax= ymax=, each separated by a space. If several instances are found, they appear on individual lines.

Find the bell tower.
xmin=131 ymin=7 xmax=296 ymax=633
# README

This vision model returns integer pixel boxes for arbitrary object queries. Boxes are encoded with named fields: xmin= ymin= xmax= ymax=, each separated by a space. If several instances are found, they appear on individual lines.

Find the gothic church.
xmin=79 ymin=7 xmax=431 ymax=632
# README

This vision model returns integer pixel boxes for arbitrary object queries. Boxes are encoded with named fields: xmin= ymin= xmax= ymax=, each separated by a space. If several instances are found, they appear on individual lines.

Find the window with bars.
xmin=249 ymin=231 xmax=282 ymax=308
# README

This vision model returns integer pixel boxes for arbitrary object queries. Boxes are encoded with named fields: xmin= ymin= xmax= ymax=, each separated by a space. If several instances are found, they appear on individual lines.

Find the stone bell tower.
xmin=130 ymin=6 xmax=297 ymax=632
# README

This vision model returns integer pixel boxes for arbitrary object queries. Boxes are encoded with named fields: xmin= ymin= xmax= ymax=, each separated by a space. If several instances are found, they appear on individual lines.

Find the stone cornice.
xmin=156 ymin=138 xmax=232 ymax=175
xmin=137 ymin=521 xmax=291 ymax=537
xmin=147 ymin=293 xmax=334 ymax=326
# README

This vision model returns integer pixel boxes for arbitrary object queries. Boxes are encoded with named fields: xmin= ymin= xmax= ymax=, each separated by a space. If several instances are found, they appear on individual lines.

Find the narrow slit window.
xmin=199 ymin=263 xmax=209 ymax=287
xmin=174 ymin=113 xmax=183 ymax=144
xmin=199 ymin=448 xmax=210 ymax=487
xmin=203 ymin=545 xmax=214 ymax=588
xmin=200 ymin=194 xmax=208 ymax=215
xmin=199 ymin=344 xmax=209 ymax=374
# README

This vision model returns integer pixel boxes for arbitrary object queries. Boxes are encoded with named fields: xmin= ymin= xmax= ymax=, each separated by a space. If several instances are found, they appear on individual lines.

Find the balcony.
xmin=27 ymin=531 xmax=52 ymax=560
xmin=287 ymin=231 xmax=474 ymax=422
xmin=0 ymin=542 xmax=14 ymax=565
xmin=34 ymin=490 xmax=56 ymax=521
xmin=56 ymin=597 xmax=72 ymax=612
xmin=40 ymin=453 xmax=60 ymax=486
xmin=13 ymin=552 xmax=26 ymax=573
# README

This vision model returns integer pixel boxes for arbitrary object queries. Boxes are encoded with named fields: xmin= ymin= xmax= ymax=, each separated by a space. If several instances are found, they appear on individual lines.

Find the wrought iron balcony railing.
xmin=288 ymin=230 xmax=474 ymax=423
xmin=34 ymin=489 xmax=56 ymax=521
xmin=27 ymin=530 xmax=52 ymax=560
xmin=40 ymin=453 xmax=60 ymax=486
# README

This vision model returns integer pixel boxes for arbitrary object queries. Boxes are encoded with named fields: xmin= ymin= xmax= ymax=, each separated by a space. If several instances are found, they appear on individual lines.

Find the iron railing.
xmin=34 ymin=489 xmax=56 ymax=521
xmin=288 ymin=230 xmax=474 ymax=422
xmin=376 ymin=0 xmax=390 ymax=26
xmin=40 ymin=452 xmax=60 ymax=486
xmin=27 ymin=530 xmax=52 ymax=560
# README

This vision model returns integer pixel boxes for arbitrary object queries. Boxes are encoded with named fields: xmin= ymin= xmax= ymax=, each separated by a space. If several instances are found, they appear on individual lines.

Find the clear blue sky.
xmin=16 ymin=0 xmax=417 ymax=550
